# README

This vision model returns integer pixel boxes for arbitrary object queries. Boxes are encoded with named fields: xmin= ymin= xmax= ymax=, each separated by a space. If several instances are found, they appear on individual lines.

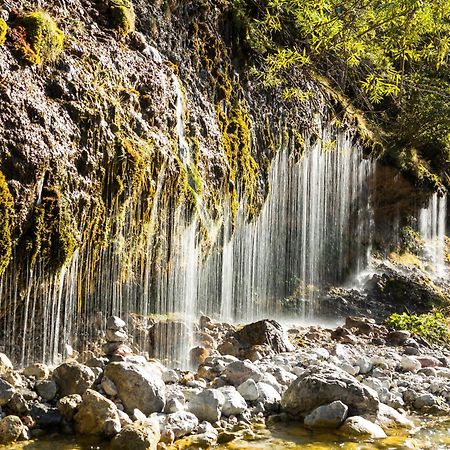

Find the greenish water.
xmin=2 ymin=417 xmax=450 ymax=450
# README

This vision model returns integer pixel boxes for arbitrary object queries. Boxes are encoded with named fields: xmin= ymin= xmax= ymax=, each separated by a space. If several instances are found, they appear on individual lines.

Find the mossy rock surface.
xmin=14 ymin=11 xmax=64 ymax=65
xmin=0 ymin=19 xmax=7 ymax=46
xmin=109 ymin=0 xmax=135 ymax=37
xmin=0 ymin=172 xmax=13 ymax=275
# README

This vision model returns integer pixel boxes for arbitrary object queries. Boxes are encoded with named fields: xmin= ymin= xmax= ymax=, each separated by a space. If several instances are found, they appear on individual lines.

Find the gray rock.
xmin=52 ymin=362 xmax=95 ymax=396
xmin=304 ymin=401 xmax=348 ymax=429
xmin=400 ymin=356 xmax=421 ymax=372
xmin=281 ymin=365 xmax=379 ymax=418
xmin=161 ymin=411 xmax=198 ymax=438
xmin=107 ymin=316 xmax=126 ymax=331
xmin=238 ymin=379 xmax=259 ymax=401
xmin=0 ymin=415 xmax=24 ymax=444
xmin=104 ymin=362 xmax=165 ymax=415
xmin=8 ymin=392 xmax=30 ymax=414
xmin=74 ymin=389 xmax=121 ymax=436
xmin=188 ymin=388 xmax=225 ymax=422
xmin=106 ymin=329 xmax=128 ymax=343
xmin=0 ymin=378 xmax=15 ymax=406
xmin=223 ymin=360 xmax=263 ymax=386
xmin=36 ymin=380 xmax=58 ymax=401
xmin=218 ymin=386 xmax=247 ymax=416
xmin=257 ymin=382 xmax=281 ymax=404
xmin=102 ymin=377 xmax=118 ymax=396
xmin=234 ymin=320 xmax=295 ymax=353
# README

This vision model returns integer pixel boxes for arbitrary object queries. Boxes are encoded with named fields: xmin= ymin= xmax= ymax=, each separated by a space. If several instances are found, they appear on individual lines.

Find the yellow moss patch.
xmin=388 ymin=251 xmax=424 ymax=270
xmin=109 ymin=0 xmax=135 ymax=37
xmin=14 ymin=11 xmax=64 ymax=65
xmin=0 ymin=172 xmax=13 ymax=275
xmin=0 ymin=19 xmax=7 ymax=45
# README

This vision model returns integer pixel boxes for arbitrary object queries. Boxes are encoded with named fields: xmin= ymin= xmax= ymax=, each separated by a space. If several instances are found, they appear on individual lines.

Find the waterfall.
xmin=418 ymin=193 xmax=447 ymax=275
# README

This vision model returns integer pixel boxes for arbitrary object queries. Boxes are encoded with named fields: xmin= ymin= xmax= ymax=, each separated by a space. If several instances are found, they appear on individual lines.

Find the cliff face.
xmin=0 ymin=0 xmax=447 ymax=364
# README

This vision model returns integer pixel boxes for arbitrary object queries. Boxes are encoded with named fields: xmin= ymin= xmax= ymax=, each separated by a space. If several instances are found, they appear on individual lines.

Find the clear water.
xmin=5 ymin=417 xmax=450 ymax=450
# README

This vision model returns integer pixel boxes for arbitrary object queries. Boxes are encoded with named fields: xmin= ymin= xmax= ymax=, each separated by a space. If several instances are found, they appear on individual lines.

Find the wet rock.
xmin=223 ymin=360 xmax=263 ymax=386
xmin=102 ymin=343 xmax=133 ymax=357
xmin=238 ymin=379 xmax=260 ymax=401
xmin=340 ymin=416 xmax=387 ymax=439
xmin=0 ymin=377 xmax=15 ymax=405
xmin=52 ymin=362 xmax=95 ymax=396
xmin=345 ymin=316 xmax=375 ymax=332
xmin=217 ymin=431 xmax=238 ymax=444
xmin=58 ymin=394 xmax=83 ymax=421
xmin=188 ymin=388 xmax=225 ymax=422
xmin=23 ymin=363 xmax=49 ymax=380
xmin=74 ymin=389 xmax=121 ymax=436
xmin=36 ymin=380 xmax=58 ymax=401
xmin=281 ymin=365 xmax=379 ymax=418
xmin=30 ymin=402 xmax=62 ymax=429
xmin=376 ymin=403 xmax=413 ymax=428
xmin=0 ymin=415 xmax=24 ymax=444
xmin=218 ymin=386 xmax=247 ymax=416
xmin=110 ymin=421 xmax=160 ymax=450
xmin=304 ymin=401 xmax=348 ymax=429
xmin=413 ymin=393 xmax=449 ymax=413
xmin=160 ymin=411 xmax=198 ymax=438
xmin=104 ymin=362 xmax=165 ymax=415
xmin=234 ymin=320 xmax=295 ymax=353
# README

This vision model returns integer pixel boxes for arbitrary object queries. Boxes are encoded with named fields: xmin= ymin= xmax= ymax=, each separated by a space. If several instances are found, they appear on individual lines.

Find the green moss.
xmin=11 ymin=11 xmax=64 ymax=65
xmin=0 ymin=172 xmax=13 ymax=275
xmin=0 ymin=19 xmax=7 ymax=46
xmin=399 ymin=226 xmax=424 ymax=255
xmin=25 ymin=187 xmax=78 ymax=271
xmin=109 ymin=0 xmax=135 ymax=37
xmin=386 ymin=312 xmax=449 ymax=345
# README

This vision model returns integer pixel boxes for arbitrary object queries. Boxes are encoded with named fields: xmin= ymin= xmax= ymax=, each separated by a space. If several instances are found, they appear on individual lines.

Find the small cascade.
xmin=172 ymin=75 xmax=191 ymax=167
xmin=198 ymin=129 xmax=375 ymax=321
xmin=418 ymin=193 xmax=447 ymax=275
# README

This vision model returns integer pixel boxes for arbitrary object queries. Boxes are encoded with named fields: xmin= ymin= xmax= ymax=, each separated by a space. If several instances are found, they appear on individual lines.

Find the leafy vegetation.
xmin=386 ymin=311 xmax=450 ymax=344
xmin=229 ymin=0 xmax=450 ymax=189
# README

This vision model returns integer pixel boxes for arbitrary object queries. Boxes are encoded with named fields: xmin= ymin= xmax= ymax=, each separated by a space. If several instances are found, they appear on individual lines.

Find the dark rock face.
xmin=281 ymin=365 xmax=379 ymax=418
xmin=233 ymin=320 xmax=295 ymax=354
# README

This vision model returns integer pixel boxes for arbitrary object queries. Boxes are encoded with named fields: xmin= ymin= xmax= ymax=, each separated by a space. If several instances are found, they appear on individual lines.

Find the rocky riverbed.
xmin=1 ymin=315 xmax=450 ymax=449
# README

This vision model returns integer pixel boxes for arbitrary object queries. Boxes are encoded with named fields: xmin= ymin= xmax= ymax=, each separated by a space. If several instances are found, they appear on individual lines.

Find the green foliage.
xmin=109 ymin=0 xmax=135 ymax=37
xmin=400 ymin=226 xmax=423 ymax=254
xmin=232 ymin=0 xmax=450 ymax=189
xmin=17 ymin=11 xmax=64 ymax=65
xmin=386 ymin=311 xmax=449 ymax=344
xmin=0 ymin=172 xmax=13 ymax=275
xmin=0 ymin=19 xmax=7 ymax=45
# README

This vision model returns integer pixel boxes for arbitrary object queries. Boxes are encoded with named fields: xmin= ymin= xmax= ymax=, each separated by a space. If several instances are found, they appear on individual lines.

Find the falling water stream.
xmin=0 ymin=77 xmax=447 ymax=368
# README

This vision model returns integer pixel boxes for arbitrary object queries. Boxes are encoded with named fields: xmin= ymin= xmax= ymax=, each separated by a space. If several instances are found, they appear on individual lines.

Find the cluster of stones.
xmin=0 ymin=315 xmax=450 ymax=448
xmin=102 ymin=316 xmax=132 ymax=357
